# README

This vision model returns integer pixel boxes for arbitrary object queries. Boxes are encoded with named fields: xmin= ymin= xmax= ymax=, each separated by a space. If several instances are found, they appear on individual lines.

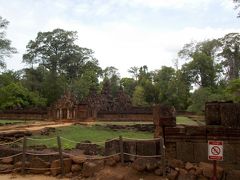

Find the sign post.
xmin=208 ymin=140 xmax=223 ymax=180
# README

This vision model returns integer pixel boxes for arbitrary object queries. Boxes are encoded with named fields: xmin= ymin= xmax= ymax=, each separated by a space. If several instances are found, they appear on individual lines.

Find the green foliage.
xmin=132 ymin=85 xmax=148 ymax=107
xmin=102 ymin=66 xmax=120 ymax=97
xmin=120 ymin=77 xmax=137 ymax=97
xmin=0 ymin=82 xmax=46 ymax=109
xmin=226 ymin=78 xmax=240 ymax=102
xmin=187 ymin=87 xmax=228 ymax=113
xmin=0 ymin=16 xmax=17 ymax=68
xmin=22 ymin=29 xmax=102 ymax=104
xmin=178 ymin=40 xmax=220 ymax=88
xmin=218 ymin=33 xmax=240 ymax=80
xmin=0 ymin=70 xmax=20 ymax=87
xmin=153 ymin=66 xmax=190 ymax=109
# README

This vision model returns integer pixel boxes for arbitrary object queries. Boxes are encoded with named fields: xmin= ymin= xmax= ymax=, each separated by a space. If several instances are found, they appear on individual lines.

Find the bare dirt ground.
xmin=0 ymin=174 xmax=69 ymax=180
xmin=0 ymin=164 xmax=166 ymax=180
xmin=0 ymin=121 xmax=74 ymax=134
xmin=94 ymin=164 xmax=166 ymax=180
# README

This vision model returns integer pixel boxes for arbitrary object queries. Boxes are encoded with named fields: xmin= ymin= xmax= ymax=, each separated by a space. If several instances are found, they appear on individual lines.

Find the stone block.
xmin=105 ymin=140 xmax=120 ymax=155
xmin=50 ymin=158 xmax=72 ymax=176
xmin=29 ymin=157 xmax=50 ymax=174
xmin=176 ymin=142 xmax=194 ymax=162
xmin=136 ymin=140 xmax=157 ymax=156
xmin=193 ymin=143 xmax=208 ymax=162
xmin=123 ymin=140 xmax=136 ymax=161
xmin=226 ymin=170 xmax=240 ymax=180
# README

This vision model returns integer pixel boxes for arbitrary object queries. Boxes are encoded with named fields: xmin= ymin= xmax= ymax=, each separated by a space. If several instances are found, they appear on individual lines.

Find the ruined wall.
xmin=97 ymin=113 xmax=152 ymax=121
xmin=205 ymin=102 xmax=240 ymax=128
xmin=164 ymin=126 xmax=240 ymax=168
xmin=0 ymin=110 xmax=47 ymax=120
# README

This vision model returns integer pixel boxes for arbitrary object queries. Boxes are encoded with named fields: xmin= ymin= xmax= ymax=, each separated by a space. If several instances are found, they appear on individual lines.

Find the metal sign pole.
xmin=211 ymin=160 xmax=217 ymax=180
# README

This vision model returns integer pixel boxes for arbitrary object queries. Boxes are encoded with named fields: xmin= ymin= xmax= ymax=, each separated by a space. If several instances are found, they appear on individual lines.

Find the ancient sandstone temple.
xmin=48 ymin=91 xmax=93 ymax=120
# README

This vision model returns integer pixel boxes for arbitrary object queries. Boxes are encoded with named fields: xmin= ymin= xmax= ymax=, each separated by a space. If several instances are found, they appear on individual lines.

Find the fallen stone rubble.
xmin=0 ymin=154 xmax=239 ymax=180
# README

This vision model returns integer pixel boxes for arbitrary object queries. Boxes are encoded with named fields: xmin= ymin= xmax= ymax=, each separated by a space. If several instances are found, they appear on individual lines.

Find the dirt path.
xmin=0 ymin=174 xmax=69 ymax=180
xmin=0 ymin=121 xmax=74 ymax=134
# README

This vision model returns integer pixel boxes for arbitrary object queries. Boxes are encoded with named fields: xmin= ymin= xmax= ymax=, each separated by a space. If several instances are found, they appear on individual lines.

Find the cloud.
xmin=0 ymin=0 xmax=238 ymax=77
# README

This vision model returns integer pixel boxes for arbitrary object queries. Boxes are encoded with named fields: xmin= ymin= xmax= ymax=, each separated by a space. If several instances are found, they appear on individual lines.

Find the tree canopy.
xmin=0 ymin=16 xmax=16 ymax=69
xmin=0 ymin=17 xmax=239 ymax=112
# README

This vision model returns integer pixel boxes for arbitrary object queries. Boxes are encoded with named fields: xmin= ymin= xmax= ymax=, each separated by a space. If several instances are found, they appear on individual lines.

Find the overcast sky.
xmin=0 ymin=0 xmax=239 ymax=77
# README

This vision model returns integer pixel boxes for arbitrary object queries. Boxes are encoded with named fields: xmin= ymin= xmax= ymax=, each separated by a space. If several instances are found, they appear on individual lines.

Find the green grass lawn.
xmin=0 ymin=119 xmax=27 ymax=125
xmin=96 ymin=116 xmax=198 ymax=126
xmin=26 ymin=116 xmax=199 ymax=149
xmin=27 ymin=125 xmax=154 ymax=149
xmin=176 ymin=116 xmax=199 ymax=125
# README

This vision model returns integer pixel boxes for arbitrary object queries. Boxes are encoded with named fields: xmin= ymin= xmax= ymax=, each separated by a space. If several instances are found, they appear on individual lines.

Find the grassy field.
xmin=0 ymin=119 xmax=27 ymax=125
xmin=176 ymin=116 xmax=199 ymax=125
xmin=28 ymin=125 xmax=153 ymax=149
xmin=96 ymin=116 xmax=197 ymax=125
xmin=13 ymin=115 xmax=200 ymax=149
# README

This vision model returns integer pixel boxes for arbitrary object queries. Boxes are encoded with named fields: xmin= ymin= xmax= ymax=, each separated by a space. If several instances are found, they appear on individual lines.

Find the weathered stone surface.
xmin=0 ymin=164 xmax=13 ymax=171
xmin=188 ymin=169 xmax=196 ymax=175
xmin=136 ymin=141 xmax=157 ymax=156
xmin=29 ymin=157 xmax=50 ymax=174
xmin=193 ymin=143 xmax=208 ymax=162
xmin=71 ymin=164 xmax=82 ymax=173
xmin=153 ymin=104 xmax=176 ymax=127
xmin=105 ymin=157 xmax=117 ymax=166
xmin=44 ymin=171 xmax=51 ymax=175
xmin=168 ymin=158 xmax=184 ymax=169
xmin=176 ymin=142 xmax=194 ymax=162
xmin=105 ymin=140 xmax=120 ymax=155
xmin=123 ymin=141 xmax=136 ymax=161
xmin=132 ymin=158 xmax=146 ymax=171
xmin=14 ymin=161 xmax=30 ymax=170
xmin=167 ymin=169 xmax=178 ymax=180
xmin=182 ymin=174 xmax=197 ymax=180
xmin=50 ymin=158 xmax=72 ymax=176
xmin=145 ymin=158 xmax=158 ymax=171
xmin=65 ymin=172 xmax=73 ymax=178
xmin=80 ymin=160 xmax=103 ymax=177
xmin=195 ymin=167 xmax=203 ymax=176
xmin=178 ymin=168 xmax=188 ymax=176
xmin=70 ymin=156 xmax=85 ymax=164
xmin=155 ymin=167 xmax=164 ymax=176
xmin=1 ymin=157 xmax=13 ymax=164
xmin=82 ymin=162 xmax=97 ymax=177
xmin=113 ymin=154 xmax=120 ymax=163
xmin=226 ymin=170 xmax=240 ymax=180
xmin=199 ymin=162 xmax=223 ymax=179
xmin=91 ymin=159 xmax=104 ymax=171
xmin=76 ymin=142 xmax=102 ymax=155
xmin=197 ymin=175 xmax=208 ymax=180
xmin=185 ymin=162 xmax=195 ymax=171
xmin=98 ymin=170 xmax=125 ymax=180
xmin=99 ymin=174 xmax=125 ymax=180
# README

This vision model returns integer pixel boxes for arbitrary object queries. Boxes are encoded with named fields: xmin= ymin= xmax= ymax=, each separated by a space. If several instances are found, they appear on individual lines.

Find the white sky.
xmin=0 ymin=0 xmax=239 ymax=77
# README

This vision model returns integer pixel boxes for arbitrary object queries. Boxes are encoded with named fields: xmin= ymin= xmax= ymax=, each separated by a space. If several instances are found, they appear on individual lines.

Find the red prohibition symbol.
xmin=211 ymin=146 xmax=221 ymax=155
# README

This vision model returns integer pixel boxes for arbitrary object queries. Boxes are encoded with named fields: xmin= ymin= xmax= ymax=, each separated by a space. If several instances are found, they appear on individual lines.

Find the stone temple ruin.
xmin=48 ymin=81 xmax=136 ymax=121
xmin=152 ymin=101 xmax=240 ymax=170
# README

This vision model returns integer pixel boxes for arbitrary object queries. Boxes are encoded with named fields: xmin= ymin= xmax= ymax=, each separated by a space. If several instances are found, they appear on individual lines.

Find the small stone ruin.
xmin=153 ymin=104 xmax=176 ymax=138
xmin=205 ymin=101 xmax=240 ymax=128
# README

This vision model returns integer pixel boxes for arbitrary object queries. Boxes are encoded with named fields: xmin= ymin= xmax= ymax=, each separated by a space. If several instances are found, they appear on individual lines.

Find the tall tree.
xmin=120 ymin=77 xmax=137 ymax=97
xmin=218 ymin=33 xmax=240 ymax=80
xmin=23 ymin=29 xmax=100 ymax=104
xmin=132 ymin=85 xmax=148 ymax=107
xmin=128 ymin=66 xmax=139 ymax=80
xmin=0 ymin=16 xmax=16 ymax=69
xmin=23 ymin=29 xmax=95 ymax=76
xmin=102 ymin=66 xmax=120 ymax=97
xmin=178 ymin=40 xmax=220 ymax=88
